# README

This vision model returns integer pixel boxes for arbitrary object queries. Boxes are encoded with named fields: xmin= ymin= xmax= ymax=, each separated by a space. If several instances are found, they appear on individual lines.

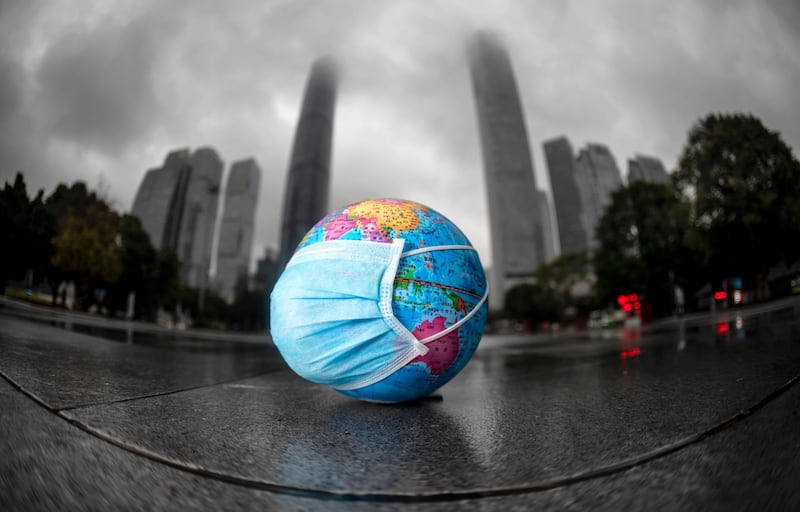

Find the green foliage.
xmin=504 ymin=282 xmax=563 ymax=325
xmin=594 ymin=181 xmax=697 ymax=317
xmin=2 ymin=172 xmax=263 ymax=329
xmin=536 ymin=251 xmax=593 ymax=298
xmin=44 ymin=181 xmax=120 ymax=307
xmin=673 ymin=113 xmax=800 ymax=297
xmin=50 ymin=204 xmax=121 ymax=284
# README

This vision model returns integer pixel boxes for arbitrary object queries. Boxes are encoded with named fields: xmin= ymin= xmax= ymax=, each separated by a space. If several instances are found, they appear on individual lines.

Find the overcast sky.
xmin=2 ymin=0 xmax=799 ymax=271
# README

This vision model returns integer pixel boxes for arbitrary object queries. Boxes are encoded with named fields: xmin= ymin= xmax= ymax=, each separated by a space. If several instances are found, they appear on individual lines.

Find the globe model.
xmin=294 ymin=198 xmax=488 ymax=403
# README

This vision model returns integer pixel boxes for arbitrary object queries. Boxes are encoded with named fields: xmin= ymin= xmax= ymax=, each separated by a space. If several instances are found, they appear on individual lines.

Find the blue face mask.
xmin=270 ymin=238 xmax=488 ymax=391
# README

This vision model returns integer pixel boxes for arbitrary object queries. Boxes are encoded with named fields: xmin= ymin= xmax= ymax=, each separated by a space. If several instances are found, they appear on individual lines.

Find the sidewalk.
xmin=1 ymin=298 xmax=799 ymax=510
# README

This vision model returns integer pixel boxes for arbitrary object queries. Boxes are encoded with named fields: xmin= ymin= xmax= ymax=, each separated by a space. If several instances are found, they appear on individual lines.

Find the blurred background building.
xmin=174 ymin=148 xmax=223 ymax=289
xmin=544 ymin=137 xmax=625 ymax=253
xmin=277 ymin=56 xmax=338 ymax=269
xmin=132 ymin=147 xmax=222 ymax=289
xmin=575 ymin=143 xmax=623 ymax=248
xmin=133 ymin=147 xmax=261 ymax=299
xmin=627 ymin=154 xmax=669 ymax=184
xmin=216 ymin=158 xmax=261 ymax=302
xmin=544 ymin=136 xmax=591 ymax=255
xmin=468 ymin=31 xmax=546 ymax=309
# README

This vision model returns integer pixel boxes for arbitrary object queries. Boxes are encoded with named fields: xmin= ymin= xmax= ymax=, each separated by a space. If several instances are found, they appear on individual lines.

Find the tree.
xmin=0 ymin=173 xmax=55 ymax=293
xmin=594 ymin=181 xmax=697 ymax=317
xmin=536 ymin=252 xmax=594 ymax=298
xmin=45 ymin=181 xmax=108 ymax=305
xmin=229 ymin=274 xmax=266 ymax=331
xmin=534 ymin=251 xmax=598 ymax=322
xmin=673 ymin=113 xmax=800 ymax=298
xmin=155 ymin=249 xmax=181 ymax=311
xmin=105 ymin=214 xmax=159 ymax=319
xmin=50 ymin=202 xmax=121 ymax=309
xmin=504 ymin=282 xmax=563 ymax=326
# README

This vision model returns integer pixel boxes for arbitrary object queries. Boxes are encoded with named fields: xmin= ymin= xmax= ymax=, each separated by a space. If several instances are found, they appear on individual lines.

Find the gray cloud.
xmin=36 ymin=12 xmax=162 ymax=154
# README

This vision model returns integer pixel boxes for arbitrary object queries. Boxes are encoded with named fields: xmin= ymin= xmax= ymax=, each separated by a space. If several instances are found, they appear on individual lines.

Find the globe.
xmin=295 ymin=198 xmax=488 ymax=403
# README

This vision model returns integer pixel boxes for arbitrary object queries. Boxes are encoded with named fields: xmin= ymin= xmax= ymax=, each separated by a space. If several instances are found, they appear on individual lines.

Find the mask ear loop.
xmin=399 ymin=245 xmax=490 ymax=345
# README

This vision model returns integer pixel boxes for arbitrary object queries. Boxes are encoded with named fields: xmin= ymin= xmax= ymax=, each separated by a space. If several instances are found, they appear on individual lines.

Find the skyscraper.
xmin=468 ymin=31 xmax=544 ymax=308
xmin=132 ymin=149 xmax=192 ymax=253
xmin=216 ymin=158 xmax=261 ymax=302
xmin=278 ymin=56 xmax=338 ymax=268
xmin=628 ymin=154 xmax=669 ymax=184
xmin=131 ymin=147 xmax=223 ymax=289
xmin=537 ymin=189 xmax=556 ymax=263
xmin=159 ymin=150 xmax=193 ymax=253
xmin=544 ymin=136 xmax=591 ymax=255
xmin=576 ymin=143 xmax=622 ymax=247
xmin=175 ymin=148 xmax=223 ymax=289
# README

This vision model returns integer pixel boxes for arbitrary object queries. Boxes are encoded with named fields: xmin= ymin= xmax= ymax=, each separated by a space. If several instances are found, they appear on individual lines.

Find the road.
xmin=1 ymin=297 xmax=799 ymax=510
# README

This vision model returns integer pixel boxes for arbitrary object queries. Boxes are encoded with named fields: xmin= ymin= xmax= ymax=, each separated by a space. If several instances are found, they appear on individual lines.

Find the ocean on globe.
xmin=283 ymin=198 xmax=488 ymax=403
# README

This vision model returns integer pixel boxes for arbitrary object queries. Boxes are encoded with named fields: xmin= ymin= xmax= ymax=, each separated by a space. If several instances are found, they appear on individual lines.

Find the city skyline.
xmin=132 ymin=148 xmax=260 ymax=296
xmin=2 ymin=1 xmax=799 ymax=272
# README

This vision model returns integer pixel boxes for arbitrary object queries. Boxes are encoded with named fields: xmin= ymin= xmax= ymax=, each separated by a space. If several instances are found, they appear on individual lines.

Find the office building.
xmin=175 ymin=148 xmax=223 ymax=289
xmin=544 ymin=136 xmax=591 ymax=255
xmin=468 ymin=31 xmax=544 ymax=308
xmin=132 ymin=149 xmax=191 ymax=253
xmin=278 ymin=56 xmax=338 ymax=268
xmin=628 ymin=155 xmax=669 ymax=184
xmin=537 ymin=190 xmax=556 ymax=263
xmin=576 ymin=143 xmax=622 ymax=246
xmin=216 ymin=159 xmax=261 ymax=302
xmin=131 ymin=147 xmax=223 ymax=289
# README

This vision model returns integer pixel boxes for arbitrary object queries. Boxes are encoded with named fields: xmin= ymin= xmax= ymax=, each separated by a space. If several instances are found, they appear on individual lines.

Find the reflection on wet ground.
xmin=0 ymin=303 xmax=267 ymax=354
xmin=1 ymin=296 xmax=799 ymax=506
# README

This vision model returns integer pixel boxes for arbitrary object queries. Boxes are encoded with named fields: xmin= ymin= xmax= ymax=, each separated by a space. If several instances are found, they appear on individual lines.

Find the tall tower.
xmin=468 ymin=31 xmax=544 ymax=309
xmin=576 ymin=143 xmax=622 ymax=246
xmin=216 ymin=158 xmax=261 ymax=302
xmin=278 ymin=57 xmax=338 ymax=268
xmin=543 ymin=136 xmax=591 ymax=255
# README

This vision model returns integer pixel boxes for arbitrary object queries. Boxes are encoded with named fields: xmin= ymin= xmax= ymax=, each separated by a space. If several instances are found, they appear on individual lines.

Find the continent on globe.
xmin=324 ymin=213 xmax=358 ymax=240
xmin=410 ymin=317 xmax=459 ymax=376
xmin=348 ymin=199 xmax=421 ymax=233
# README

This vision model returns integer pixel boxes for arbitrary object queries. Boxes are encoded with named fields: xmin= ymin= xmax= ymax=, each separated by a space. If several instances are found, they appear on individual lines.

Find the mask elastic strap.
xmin=399 ymin=245 xmax=489 ymax=345
xmin=400 ymin=245 xmax=476 ymax=258
xmin=416 ymin=286 xmax=488 ymax=344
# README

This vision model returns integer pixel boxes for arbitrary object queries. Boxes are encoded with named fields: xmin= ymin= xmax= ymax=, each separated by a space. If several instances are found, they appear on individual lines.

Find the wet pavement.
xmin=1 ymin=297 xmax=799 ymax=510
